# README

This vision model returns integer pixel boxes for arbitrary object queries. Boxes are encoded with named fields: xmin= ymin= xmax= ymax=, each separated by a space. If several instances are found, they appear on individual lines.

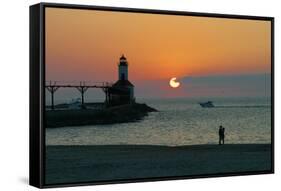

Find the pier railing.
xmin=45 ymin=81 xmax=113 ymax=110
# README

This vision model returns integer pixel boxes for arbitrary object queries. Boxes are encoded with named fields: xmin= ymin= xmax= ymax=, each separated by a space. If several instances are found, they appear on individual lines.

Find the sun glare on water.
xmin=169 ymin=77 xmax=180 ymax=88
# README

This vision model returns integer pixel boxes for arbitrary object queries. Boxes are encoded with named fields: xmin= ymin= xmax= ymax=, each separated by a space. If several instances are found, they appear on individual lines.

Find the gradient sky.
xmin=45 ymin=7 xmax=271 ymax=101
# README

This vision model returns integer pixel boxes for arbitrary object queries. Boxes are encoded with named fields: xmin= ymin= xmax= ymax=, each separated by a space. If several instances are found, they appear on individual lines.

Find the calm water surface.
xmin=46 ymin=97 xmax=271 ymax=146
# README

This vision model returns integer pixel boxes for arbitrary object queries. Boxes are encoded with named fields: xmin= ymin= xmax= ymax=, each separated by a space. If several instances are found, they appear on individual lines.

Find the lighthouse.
xmin=118 ymin=54 xmax=128 ymax=80
xmin=108 ymin=54 xmax=135 ymax=106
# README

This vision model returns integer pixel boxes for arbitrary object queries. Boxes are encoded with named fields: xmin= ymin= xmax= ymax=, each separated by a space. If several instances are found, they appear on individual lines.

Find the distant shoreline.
xmin=45 ymin=143 xmax=271 ymax=184
xmin=45 ymin=103 xmax=157 ymax=128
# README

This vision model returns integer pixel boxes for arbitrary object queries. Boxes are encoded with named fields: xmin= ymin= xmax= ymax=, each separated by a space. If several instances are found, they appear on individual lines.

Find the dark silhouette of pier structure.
xmin=45 ymin=81 xmax=113 ymax=110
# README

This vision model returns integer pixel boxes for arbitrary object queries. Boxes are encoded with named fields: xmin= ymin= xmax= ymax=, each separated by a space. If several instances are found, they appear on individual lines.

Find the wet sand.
xmin=45 ymin=144 xmax=271 ymax=185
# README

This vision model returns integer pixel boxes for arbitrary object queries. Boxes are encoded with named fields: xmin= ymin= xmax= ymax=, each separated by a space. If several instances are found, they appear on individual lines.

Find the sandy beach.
xmin=45 ymin=144 xmax=271 ymax=185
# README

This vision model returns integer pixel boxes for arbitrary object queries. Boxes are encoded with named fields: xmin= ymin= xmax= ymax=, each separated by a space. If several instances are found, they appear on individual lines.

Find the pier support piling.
xmin=76 ymin=82 xmax=89 ymax=108
xmin=46 ymin=82 xmax=60 ymax=110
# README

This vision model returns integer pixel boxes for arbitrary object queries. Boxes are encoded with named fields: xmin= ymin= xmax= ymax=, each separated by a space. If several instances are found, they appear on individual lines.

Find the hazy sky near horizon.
xmin=45 ymin=7 xmax=271 ymax=100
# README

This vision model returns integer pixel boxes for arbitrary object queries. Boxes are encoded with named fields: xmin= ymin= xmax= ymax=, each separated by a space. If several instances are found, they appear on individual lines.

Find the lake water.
xmin=46 ymin=97 xmax=272 ymax=146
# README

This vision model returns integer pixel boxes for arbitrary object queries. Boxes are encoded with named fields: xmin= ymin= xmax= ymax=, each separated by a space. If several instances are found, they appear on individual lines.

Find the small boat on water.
xmin=68 ymin=98 xmax=82 ymax=109
xmin=199 ymin=101 xmax=215 ymax=108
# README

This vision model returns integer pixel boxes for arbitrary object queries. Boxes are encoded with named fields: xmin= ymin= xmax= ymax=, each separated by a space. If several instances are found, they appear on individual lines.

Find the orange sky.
xmin=45 ymin=7 xmax=271 ymax=82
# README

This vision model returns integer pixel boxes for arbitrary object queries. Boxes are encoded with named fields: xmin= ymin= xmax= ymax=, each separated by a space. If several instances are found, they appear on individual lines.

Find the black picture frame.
xmin=30 ymin=2 xmax=274 ymax=188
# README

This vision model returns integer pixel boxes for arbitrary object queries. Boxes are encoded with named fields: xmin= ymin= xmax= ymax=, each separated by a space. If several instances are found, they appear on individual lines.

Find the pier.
xmin=45 ymin=81 xmax=113 ymax=110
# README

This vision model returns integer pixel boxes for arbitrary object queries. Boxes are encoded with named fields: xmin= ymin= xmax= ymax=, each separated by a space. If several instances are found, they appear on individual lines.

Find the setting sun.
xmin=169 ymin=77 xmax=180 ymax=88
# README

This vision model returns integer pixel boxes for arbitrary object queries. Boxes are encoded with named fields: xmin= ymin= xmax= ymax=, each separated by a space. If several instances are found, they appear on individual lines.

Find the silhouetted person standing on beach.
xmin=219 ymin=125 xmax=225 ymax=145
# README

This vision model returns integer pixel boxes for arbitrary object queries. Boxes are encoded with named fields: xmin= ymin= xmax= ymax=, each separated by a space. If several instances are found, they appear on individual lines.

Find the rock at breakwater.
xmin=46 ymin=103 xmax=157 ymax=128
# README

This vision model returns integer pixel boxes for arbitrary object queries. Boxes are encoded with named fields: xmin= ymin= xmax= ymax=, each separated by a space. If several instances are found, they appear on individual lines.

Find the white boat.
xmin=68 ymin=98 xmax=82 ymax=109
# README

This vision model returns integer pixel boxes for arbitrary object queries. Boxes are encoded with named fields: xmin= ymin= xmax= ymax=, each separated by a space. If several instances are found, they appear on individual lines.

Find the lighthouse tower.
xmin=108 ymin=54 xmax=135 ymax=106
xmin=118 ymin=54 xmax=128 ymax=80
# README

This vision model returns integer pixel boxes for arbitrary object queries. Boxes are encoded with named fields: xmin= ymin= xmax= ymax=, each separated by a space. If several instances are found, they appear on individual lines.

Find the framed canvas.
xmin=30 ymin=2 xmax=274 ymax=188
